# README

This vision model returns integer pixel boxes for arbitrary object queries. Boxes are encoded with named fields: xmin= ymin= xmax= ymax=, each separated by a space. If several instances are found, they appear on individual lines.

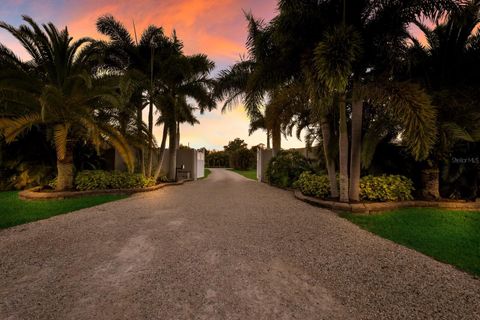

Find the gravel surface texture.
xmin=1 ymin=168 xmax=479 ymax=319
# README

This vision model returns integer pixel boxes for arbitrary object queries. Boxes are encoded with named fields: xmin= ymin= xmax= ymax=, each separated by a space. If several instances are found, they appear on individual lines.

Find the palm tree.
xmin=0 ymin=16 xmax=134 ymax=190
xmin=96 ymin=15 xmax=170 ymax=176
xmin=406 ymin=0 xmax=480 ymax=198
xmin=158 ymin=53 xmax=215 ymax=180
xmin=311 ymin=0 xmax=456 ymax=201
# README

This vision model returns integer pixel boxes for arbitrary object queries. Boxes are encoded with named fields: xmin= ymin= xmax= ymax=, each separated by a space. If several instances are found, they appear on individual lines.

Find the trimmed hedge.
xmin=74 ymin=171 xmax=157 ymax=191
xmin=266 ymin=151 xmax=311 ymax=188
xmin=295 ymin=172 xmax=414 ymax=202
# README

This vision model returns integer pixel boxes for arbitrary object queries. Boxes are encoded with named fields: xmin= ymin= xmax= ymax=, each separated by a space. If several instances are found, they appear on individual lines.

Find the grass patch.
xmin=228 ymin=168 xmax=257 ymax=180
xmin=202 ymin=168 xmax=211 ymax=179
xmin=341 ymin=208 xmax=480 ymax=277
xmin=0 ymin=191 xmax=127 ymax=229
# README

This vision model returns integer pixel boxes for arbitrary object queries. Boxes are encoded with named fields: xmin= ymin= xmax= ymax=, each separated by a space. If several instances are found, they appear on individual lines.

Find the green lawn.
xmin=229 ymin=168 xmax=257 ymax=180
xmin=342 ymin=208 xmax=480 ymax=277
xmin=203 ymin=168 xmax=212 ymax=179
xmin=0 ymin=191 xmax=127 ymax=229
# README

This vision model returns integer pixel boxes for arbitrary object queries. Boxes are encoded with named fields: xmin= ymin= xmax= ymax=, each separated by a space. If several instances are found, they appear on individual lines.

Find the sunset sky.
xmin=0 ymin=0 xmax=309 ymax=150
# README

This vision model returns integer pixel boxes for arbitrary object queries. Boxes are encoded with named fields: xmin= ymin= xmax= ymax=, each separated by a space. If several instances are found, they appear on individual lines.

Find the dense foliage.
xmin=229 ymin=148 xmax=255 ymax=170
xmin=0 ymin=15 xmax=215 ymax=190
xmin=295 ymin=172 xmax=414 ymax=202
xmin=216 ymin=0 xmax=480 ymax=202
xmin=266 ymin=151 xmax=311 ymax=188
xmin=294 ymin=172 xmax=331 ymax=199
xmin=74 ymin=171 xmax=157 ymax=191
xmin=359 ymin=175 xmax=414 ymax=202
xmin=206 ymin=151 xmax=229 ymax=167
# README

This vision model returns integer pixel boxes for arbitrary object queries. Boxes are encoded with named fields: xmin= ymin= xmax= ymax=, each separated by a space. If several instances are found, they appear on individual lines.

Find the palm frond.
xmin=96 ymin=15 xmax=134 ymax=46
xmin=0 ymin=113 xmax=42 ymax=142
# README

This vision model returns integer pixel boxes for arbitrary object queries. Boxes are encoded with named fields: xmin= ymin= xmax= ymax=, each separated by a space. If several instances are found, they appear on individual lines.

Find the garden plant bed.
xmin=294 ymin=190 xmax=480 ymax=213
xmin=19 ymin=179 xmax=192 ymax=200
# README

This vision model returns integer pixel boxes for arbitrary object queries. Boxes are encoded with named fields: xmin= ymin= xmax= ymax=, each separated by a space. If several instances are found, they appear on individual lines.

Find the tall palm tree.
xmin=0 ymin=16 xmax=134 ymax=190
xmin=96 ymin=15 xmax=170 ymax=176
xmin=158 ymin=53 xmax=215 ymax=180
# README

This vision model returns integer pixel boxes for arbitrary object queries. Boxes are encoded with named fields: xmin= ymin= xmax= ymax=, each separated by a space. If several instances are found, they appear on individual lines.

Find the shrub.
xmin=266 ymin=151 xmax=311 ymax=188
xmin=294 ymin=172 xmax=414 ymax=202
xmin=360 ymin=175 xmax=414 ymax=202
xmin=74 ymin=170 xmax=157 ymax=191
xmin=293 ymin=172 xmax=330 ymax=198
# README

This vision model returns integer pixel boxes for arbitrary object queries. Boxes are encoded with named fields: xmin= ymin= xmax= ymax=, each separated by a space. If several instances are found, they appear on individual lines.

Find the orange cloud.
xmin=61 ymin=0 xmax=272 ymax=60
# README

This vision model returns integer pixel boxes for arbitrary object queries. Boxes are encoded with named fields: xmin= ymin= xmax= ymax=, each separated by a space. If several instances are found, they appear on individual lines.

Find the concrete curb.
xmin=19 ymin=179 xmax=193 ymax=200
xmin=294 ymin=190 xmax=480 ymax=213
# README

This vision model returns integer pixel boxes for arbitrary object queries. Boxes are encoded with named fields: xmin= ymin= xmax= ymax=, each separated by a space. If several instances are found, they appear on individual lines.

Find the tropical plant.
xmin=0 ymin=16 xmax=134 ymax=190
xmin=266 ymin=150 xmax=311 ymax=188
xmin=96 ymin=15 xmax=171 ymax=176
xmin=158 ymin=52 xmax=216 ymax=180
xmin=406 ymin=0 xmax=480 ymax=199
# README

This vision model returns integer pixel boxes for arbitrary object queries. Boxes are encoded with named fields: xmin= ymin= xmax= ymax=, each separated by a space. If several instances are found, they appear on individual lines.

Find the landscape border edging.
xmin=19 ymin=179 xmax=192 ymax=200
xmin=294 ymin=190 xmax=480 ymax=213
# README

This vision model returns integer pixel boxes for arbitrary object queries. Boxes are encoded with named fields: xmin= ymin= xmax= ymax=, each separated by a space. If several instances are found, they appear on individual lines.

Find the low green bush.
xmin=360 ymin=175 xmax=414 ymax=201
xmin=74 ymin=171 xmax=157 ymax=191
xmin=293 ymin=172 xmax=330 ymax=198
xmin=295 ymin=172 xmax=414 ymax=202
xmin=266 ymin=151 xmax=311 ymax=188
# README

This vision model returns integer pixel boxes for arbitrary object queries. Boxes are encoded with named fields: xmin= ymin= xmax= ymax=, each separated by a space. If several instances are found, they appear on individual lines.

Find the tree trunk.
xmin=266 ymin=129 xmax=271 ymax=149
xmin=421 ymin=166 xmax=441 ymax=200
xmin=153 ymin=124 xmax=168 ymax=180
xmin=146 ymin=100 xmax=154 ymax=177
xmin=56 ymin=145 xmax=74 ymax=191
xmin=338 ymin=94 xmax=349 ymax=203
xmin=168 ymin=122 xmax=178 ymax=181
xmin=176 ymin=122 xmax=180 ymax=150
xmin=349 ymin=99 xmax=363 ymax=201
xmin=320 ymin=116 xmax=339 ymax=198
xmin=137 ymin=105 xmax=145 ymax=175
xmin=272 ymin=122 xmax=281 ymax=157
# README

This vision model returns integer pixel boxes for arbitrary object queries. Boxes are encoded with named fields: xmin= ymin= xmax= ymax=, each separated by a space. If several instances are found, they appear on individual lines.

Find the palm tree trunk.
xmin=320 ymin=116 xmax=339 ymax=198
xmin=266 ymin=129 xmax=271 ymax=149
xmin=349 ymin=99 xmax=363 ymax=201
xmin=153 ymin=124 xmax=168 ymax=180
xmin=338 ymin=93 xmax=349 ymax=203
xmin=272 ymin=122 xmax=281 ymax=157
xmin=137 ymin=105 xmax=145 ymax=175
xmin=56 ymin=144 xmax=74 ymax=191
xmin=421 ymin=165 xmax=441 ymax=200
xmin=146 ymin=100 xmax=154 ymax=177
xmin=176 ymin=122 xmax=180 ymax=150
xmin=168 ymin=121 xmax=178 ymax=181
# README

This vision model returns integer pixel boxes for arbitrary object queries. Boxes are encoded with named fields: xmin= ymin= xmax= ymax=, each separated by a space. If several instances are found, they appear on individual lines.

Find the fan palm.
xmin=0 ymin=16 xmax=134 ymax=190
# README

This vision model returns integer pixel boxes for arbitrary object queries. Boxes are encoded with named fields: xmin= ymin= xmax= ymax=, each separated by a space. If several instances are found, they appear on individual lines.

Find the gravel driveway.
xmin=1 ymin=168 xmax=479 ymax=319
